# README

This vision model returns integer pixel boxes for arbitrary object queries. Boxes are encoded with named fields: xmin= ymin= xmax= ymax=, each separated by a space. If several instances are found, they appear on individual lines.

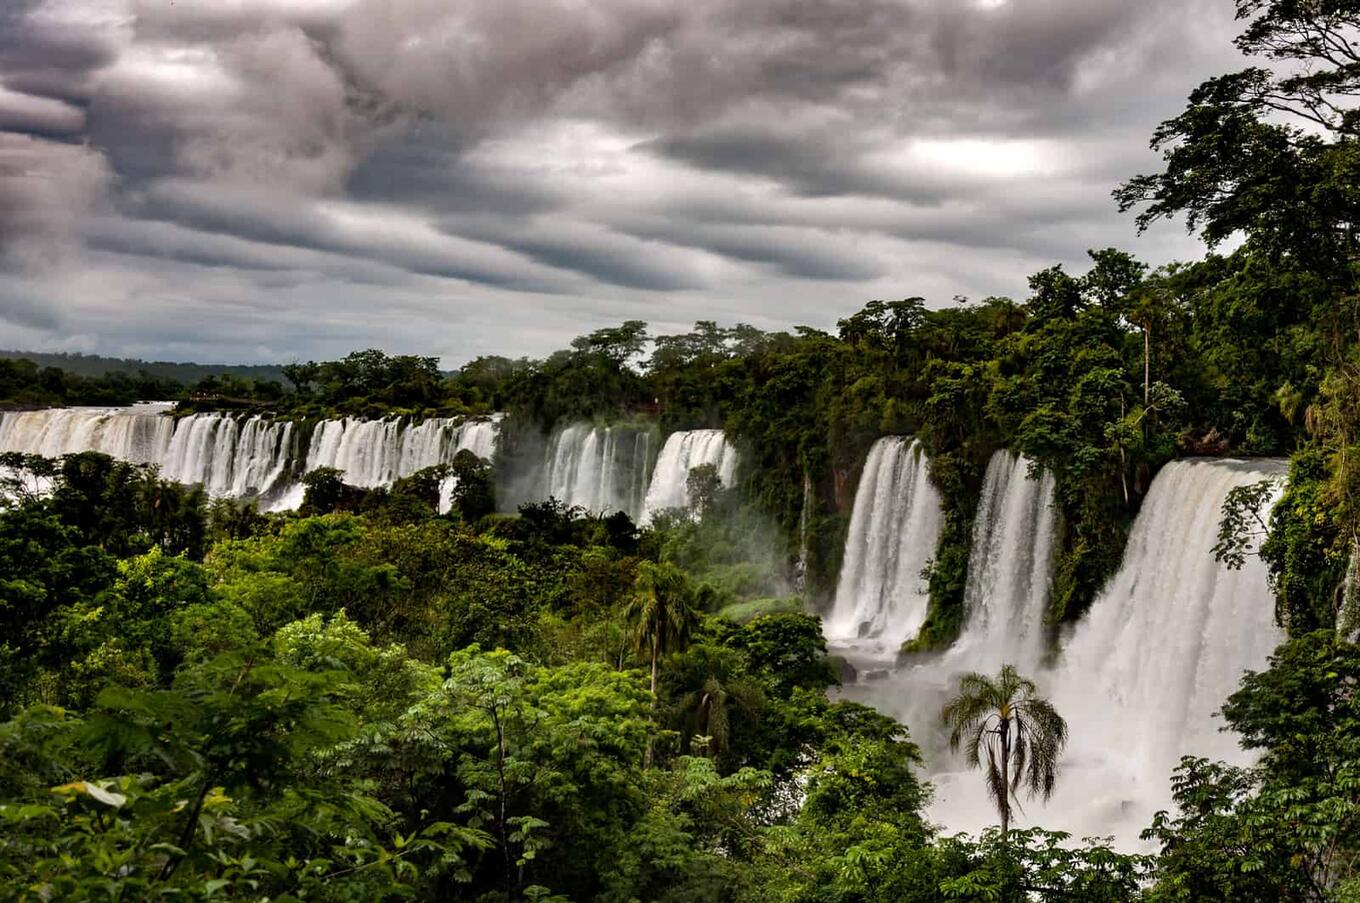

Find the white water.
xmin=641 ymin=429 xmax=739 ymax=523
xmin=832 ymin=454 xmax=1285 ymax=846
xmin=1340 ymin=540 xmax=1360 ymax=644
xmin=794 ymin=470 xmax=813 ymax=595
xmin=436 ymin=418 xmax=500 ymax=515
xmin=0 ymin=403 xmax=177 ymax=464
xmin=0 ymin=404 xmax=295 ymax=498
xmin=1025 ymin=458 xmax=1287 ymax=842
xmin=824 ymin=437 xmax=944 ymax=657
xmin=945 ymin=450 xmax=1058 ymax=677
xmin=0 ymin=405 xmax=501 ymax=509
xmin=542 ymin=422 xmax=654 ymax=519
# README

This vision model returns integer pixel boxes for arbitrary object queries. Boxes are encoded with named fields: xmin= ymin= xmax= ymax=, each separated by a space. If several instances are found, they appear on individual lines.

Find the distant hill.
xmin=0 ymin=350 xmax=289 ymax=385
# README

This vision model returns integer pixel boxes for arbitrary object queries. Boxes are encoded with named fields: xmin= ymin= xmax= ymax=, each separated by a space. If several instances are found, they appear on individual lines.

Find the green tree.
xmin=941 ymin=665 xmax=1068 ymax=837
xmin=1116 ymin=0 xmax=1360 ymax=280
xmin=1143 ymin=632 xmax=1360 ymax=900
xmin=669 ymin=644 xmax=764 ymax=760
xmin=626 ymin=562 xmax=699 ymax=764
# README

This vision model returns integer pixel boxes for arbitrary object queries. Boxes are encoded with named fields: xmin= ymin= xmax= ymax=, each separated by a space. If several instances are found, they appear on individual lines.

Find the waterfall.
xmin=436 ymin=418 xmax=502 ymax=514
xmin=794 ymin=470 xmax=813 ymax=595
xmin=0 ymin=405 xmax=294 ymax=498
xmin=945 ymin=450 xmax=1058 ymax=676
xmin=302 ymin=416 xmax=498 ymax=488
xmin=640 ymin=429 xmax=738 ymax=522
xmin=542 ymin=422 xmax=654 ymax=519
xmin=919 ymin=457 xmax=1286 ymax=845
xmin=823 ymin=437 xmax=944 ymax=658
xmin=159 ymin=413 xmax=294 ymax=497
xmin=276 ymin=414 xmax=503 ymax=511
xmin=1340 ymin=539 xmax=1360 ymax=644
xmin=0 ymin=403 xmax=177 ymax=464
xmin=0 ymin=405 xmax=502 ymax=509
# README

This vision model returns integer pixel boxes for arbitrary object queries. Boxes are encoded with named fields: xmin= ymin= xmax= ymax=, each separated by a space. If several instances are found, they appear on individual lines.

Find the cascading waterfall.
xmin=901 ymin=457 xmax=1286 ymax=845
xmin=0 ymin=405 xmax=502 ymax=509
xmin=944 ymin=450 xmax=1058 ymax=676
xmin=270 ymin=414 xmax=504 ymax=511
xmin=0 ymin=404 xmax=294 ymax=498
xmin=641 ymin=429 xmax=739 ymax=522
xmin=0 ymin=403 xmax=178 ymax=464
xmin=1029 ymin=458 xmax=1286 ymax=840
xmin=542 ymin=422 xmax=654 ymax=519
xmin=825 ymin=448 xmax=1286 ymax=845
xmin=159 ymin=413 xmax=294 ymax=497
xmin=303 ymin=415 xmax=501 ymax=488
xmin=823 ymin=437 xmax=943 ymax=658
xmin=436 ymin=418 xmax=502 ymax=514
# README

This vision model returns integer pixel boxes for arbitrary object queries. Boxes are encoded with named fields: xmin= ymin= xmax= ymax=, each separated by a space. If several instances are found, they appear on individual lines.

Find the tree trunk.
xmin=1143 ymin=321 xmax=1151 ymax=410
xmin=491 ymin=707 xmax=512 ymax=898
xmin=1118 ymin=394 xmax=1130 ymax=505
xmin=644 ymin=639 xmax=659 ymax=768
xmin=999 ymin=719 xmax=1011 ymax=839
xmin=650 ymin=640 xmax=659 ymax=701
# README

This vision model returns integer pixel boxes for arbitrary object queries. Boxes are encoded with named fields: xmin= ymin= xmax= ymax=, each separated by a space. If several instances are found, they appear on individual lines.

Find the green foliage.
xmin=1116 ymin=0 xmax=1360 ymax=280
xmin=445 ymin=449 xmax=497 ymax=522
xmin=0 ymin=356 xmax=183 ymax=407
xmin=1261 ymin=448 xmax=1350 ymax=632
xmin=1214 ymin=476 xmax=1284 ymax=569
xmin=1144 ymin=631 xmax=1360 ymax=900
xmin=936 ymin=828 xmax=1149 ymax=901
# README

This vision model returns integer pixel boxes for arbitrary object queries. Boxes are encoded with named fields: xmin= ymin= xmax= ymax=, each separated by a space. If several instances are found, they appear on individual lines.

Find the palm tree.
xmin=625 ymin=561 xmax=698 ymax=764
xmin=940 ymin=665 xmax=1068 ymax=837
xmin=674 ymin=645 xmax=764 ymax=759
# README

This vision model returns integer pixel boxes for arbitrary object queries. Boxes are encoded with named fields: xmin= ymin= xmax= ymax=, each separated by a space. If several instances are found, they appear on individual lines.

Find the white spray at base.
xmin=823 ymin=437 xmax=944 ymax=658
xmin=0 ymin=405 xmax=501 ymax=510
xmin=830 ymin=451 xmax=1285 ymax=847
xmin=641 ymin=429 xmax=739 ymax=523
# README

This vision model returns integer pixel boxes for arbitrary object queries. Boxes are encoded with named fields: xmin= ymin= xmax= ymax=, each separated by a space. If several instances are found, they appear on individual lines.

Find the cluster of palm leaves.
xmin=941 ymin=664 xmax=1068 ymax=835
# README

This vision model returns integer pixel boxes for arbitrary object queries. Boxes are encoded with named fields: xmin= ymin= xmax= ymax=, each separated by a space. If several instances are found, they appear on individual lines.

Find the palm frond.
xmin=940 ymin=665 xmax=1069 ymax=831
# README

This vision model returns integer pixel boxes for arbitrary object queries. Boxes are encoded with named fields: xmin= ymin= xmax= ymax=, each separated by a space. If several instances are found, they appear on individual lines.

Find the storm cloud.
xmin=0 ymin=0 xmax=1244 ymax=364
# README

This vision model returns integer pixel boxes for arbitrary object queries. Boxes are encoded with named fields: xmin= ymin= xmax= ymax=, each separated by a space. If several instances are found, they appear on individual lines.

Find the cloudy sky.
xmin=0 ymin=0 xmax=1246 ymax=365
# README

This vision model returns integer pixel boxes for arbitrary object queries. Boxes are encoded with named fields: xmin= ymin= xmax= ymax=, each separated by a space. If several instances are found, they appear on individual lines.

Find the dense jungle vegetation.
xmin=4 ymin=0 xmax=1360 ymax=898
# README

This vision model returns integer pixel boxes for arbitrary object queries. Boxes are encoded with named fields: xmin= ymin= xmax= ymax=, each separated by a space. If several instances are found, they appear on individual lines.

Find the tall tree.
xmin=625 ymin=562 xmax=698 ymax=765
xmin=1116 ymin=0 xmax=1360 ymax=281
xmin=941 ymin=665 xmax=1068 ymax=837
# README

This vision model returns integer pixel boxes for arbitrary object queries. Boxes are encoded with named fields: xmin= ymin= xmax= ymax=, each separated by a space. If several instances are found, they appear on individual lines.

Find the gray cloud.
xmin=0 ymin=0 xmax=1246 ymax=364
